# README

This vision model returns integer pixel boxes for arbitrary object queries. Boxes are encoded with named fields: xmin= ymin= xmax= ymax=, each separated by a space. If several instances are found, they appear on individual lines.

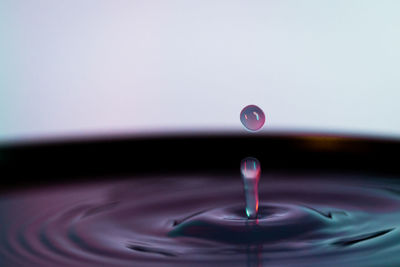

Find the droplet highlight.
xmin=241 ymin=157 xmax=261 ymax=219
xmin=240 ymin=105 xmax=265 ymax=131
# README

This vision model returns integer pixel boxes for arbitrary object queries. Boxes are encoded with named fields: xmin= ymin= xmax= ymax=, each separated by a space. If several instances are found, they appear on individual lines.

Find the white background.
xmin=1 ymin=1 xmax=400 ymax=142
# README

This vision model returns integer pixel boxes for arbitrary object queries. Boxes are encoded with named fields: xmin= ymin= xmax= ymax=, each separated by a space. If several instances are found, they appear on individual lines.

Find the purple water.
xmin=1 ymin=174 xmax=400 ymax=266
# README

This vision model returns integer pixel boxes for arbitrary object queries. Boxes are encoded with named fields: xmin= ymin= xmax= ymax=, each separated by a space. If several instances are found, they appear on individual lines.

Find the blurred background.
xmin=1 ymin=0 xmax=400 ymax=142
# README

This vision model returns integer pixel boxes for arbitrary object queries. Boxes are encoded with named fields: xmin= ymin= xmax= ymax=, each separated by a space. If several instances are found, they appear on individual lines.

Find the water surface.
xmin=1 ymin=174 xmax=400 ymax=266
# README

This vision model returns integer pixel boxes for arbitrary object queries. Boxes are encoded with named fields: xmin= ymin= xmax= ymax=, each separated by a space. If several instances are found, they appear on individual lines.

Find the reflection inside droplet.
xmin=240 ymin=105 xmax=266 ymax=131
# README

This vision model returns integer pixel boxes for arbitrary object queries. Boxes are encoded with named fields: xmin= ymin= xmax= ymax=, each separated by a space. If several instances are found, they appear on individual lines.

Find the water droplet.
xmin=241 ymin=157 xmax=261 ymax=219
xmin=240 ymin=105 xmax=266 ymax=131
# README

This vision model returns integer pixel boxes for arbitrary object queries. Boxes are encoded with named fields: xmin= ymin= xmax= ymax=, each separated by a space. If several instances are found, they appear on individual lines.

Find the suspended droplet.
xmin=241 ymin=157 xmax=261 ymax=219
xmin=240 ymin=105 xmax=266 ymax=131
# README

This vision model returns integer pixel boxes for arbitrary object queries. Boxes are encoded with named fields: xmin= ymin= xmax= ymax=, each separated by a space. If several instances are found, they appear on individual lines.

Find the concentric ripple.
xmin=1 ymin=175 xmax=400 ymax=266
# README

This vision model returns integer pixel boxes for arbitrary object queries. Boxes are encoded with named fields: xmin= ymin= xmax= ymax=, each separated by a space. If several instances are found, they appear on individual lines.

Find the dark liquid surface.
xmin=1 ymin=174 xmax=400 ymax=266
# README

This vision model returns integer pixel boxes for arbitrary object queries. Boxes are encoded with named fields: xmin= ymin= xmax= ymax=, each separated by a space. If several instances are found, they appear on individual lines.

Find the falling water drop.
xmin=240 ymin=105 xmax=266 ymax=131
xmin=241 ymin=157 xmax=261 ymax=219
